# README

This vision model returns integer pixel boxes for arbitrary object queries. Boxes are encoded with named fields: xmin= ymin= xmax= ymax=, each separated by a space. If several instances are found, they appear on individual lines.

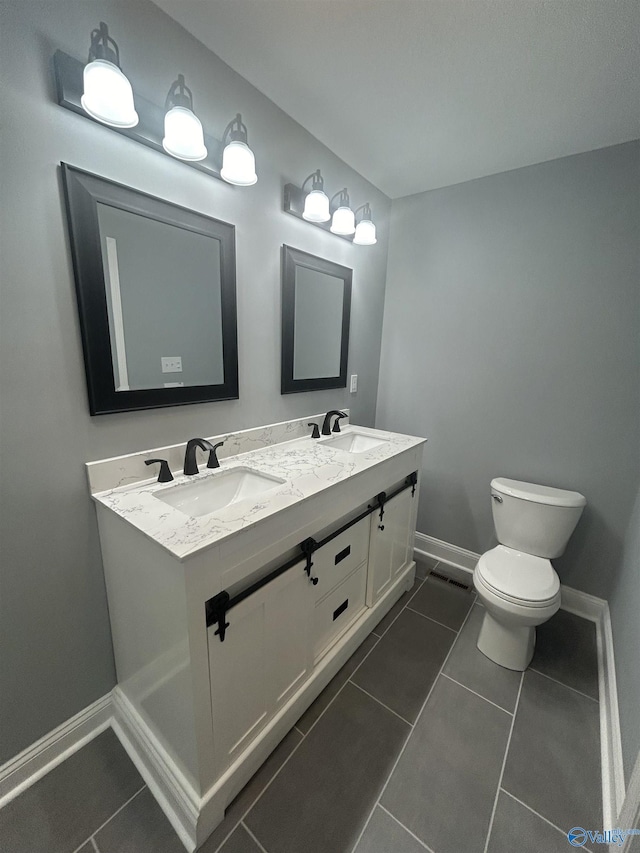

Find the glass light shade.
xmin=353 ymin=219 xmax=377 ymax=245
xmin=330 ymin=205 xmax=355 ymax=235
xmin=81 ymin=59 xmax=138 ymax=128
xmin=220 ymin=140 xmax=257 ymax=185
xmin=303 ymin=189 xmax=330 ymax=222
xmin=162 ymin=106 xmax=207 ymax=161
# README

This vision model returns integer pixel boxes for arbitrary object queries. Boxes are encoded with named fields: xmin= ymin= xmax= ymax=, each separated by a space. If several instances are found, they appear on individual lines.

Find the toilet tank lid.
xmin=491 ymin=478 xmax=586 ymax=508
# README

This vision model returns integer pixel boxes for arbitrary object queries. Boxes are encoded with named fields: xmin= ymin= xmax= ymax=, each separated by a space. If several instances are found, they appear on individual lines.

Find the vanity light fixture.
xmin=162 ymin=75 xmax=207 ymax=161
xmin=329 ymin=189 xmax=356 ymax=236
xmin=220 ymin=114 xmax=257 ymax=185
xmin=353 ymin=203 xmax=377 ymax=245
xmin=301 ymin=170 xmax=330 ymax=222
xmin=80 ymin=22 xmax=138 ymax=128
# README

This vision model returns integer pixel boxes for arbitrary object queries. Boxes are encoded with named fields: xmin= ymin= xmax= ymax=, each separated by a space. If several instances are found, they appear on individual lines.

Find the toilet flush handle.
xmin=492 ymin=494 xmax=503 ymax=503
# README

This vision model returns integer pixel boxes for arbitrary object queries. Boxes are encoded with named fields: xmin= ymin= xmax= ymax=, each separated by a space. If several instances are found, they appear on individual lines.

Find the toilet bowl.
xmin=473 ymin=478 xmax=585 ymax=671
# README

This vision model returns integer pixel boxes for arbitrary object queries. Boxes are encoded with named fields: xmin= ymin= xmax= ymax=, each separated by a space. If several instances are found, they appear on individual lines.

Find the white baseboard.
xmin=0 ymin=694 xmax=112 ymax=809
xmin=414 ymin=531 xmax=626 ymax=830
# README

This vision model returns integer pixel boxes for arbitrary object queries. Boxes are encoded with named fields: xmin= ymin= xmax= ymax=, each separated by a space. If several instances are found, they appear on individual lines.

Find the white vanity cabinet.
xmin=90 ymin=420 xmax=425 ymax=852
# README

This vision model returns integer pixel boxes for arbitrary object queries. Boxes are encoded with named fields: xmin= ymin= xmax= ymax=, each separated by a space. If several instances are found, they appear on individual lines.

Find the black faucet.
xmin=321 ymin=410 xmax=347 ymax=435
xmin=308 ymin=422 xmax=320 ymax=439
xmin=183 ymin=438 xmax=225 ymax=475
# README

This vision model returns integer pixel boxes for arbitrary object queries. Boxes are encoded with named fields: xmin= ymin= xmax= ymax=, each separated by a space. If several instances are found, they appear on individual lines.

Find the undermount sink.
xmin=154 ymin=467 xmax=285 ymax=518
xmin=320 ymin=430 xmax=388 ymax=454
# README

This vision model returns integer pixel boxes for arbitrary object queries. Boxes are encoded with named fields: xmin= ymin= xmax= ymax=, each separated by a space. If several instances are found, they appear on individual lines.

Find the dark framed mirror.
xmin=61 ymin=163 xmax=238 ymax=415
xmin=281 ymin=245 xmax=352 ymax=394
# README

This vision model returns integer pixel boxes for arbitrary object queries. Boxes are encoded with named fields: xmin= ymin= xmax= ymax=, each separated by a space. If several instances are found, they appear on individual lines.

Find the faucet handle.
xmin=145 ymin=458 xmax=174 ymax=483
xmin=332 ymin=412 xmax=348 ymax=433
xmin=308 ymin=422 xmax=320 ymax=439
xmin=207 ymin=441 xmax=225 ymax=469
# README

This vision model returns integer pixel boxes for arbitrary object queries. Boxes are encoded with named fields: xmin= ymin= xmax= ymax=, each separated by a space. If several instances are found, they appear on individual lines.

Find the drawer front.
xmin=313 ymin=516 xmax=370 ymax=602
xmin=314 ymin=562 xmax=367 ymax=660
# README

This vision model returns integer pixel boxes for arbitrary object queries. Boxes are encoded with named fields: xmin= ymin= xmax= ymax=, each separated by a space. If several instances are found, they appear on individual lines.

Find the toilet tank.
xmin=491 ymin=477 xmax=586 ymax=559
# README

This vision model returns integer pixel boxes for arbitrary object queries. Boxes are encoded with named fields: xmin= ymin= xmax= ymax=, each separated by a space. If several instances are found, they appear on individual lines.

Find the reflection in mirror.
xmin=281 ymin=245 xmax=352 ymax=394
xmin=97 ymin=204 xmax=223 ymax=391
xmin=62 ymin=164 xmax=238 ymax=415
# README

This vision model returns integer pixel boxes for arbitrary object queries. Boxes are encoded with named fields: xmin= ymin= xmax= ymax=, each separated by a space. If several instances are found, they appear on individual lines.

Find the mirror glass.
xmin=281 ymin=245 xmax=352 ymax=394
xmin=96 ymin=204 xmax=224 ymax=391
xmin=62 ymin=164 xmax=238 ymax=415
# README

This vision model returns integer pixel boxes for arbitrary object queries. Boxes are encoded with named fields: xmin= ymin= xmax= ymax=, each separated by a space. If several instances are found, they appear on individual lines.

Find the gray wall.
xmin=0 ymin=0 xmax=391 ymax=763
xmin=376 ymin=141 xmax=640 ymax=600
xmin=609 ymin=486 xmax=640 ymax=785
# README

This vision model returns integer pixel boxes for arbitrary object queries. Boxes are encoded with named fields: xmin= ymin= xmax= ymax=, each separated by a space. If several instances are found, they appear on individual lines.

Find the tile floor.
xmin=0 ymin=557 xmax=602 ymax=853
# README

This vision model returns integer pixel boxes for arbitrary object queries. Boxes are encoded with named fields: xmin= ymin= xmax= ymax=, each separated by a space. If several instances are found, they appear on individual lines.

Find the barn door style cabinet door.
xmin=207 ymin=563 xmax=314 ymax=772
xmin=367 ymin=487 xmax=415 ymax=605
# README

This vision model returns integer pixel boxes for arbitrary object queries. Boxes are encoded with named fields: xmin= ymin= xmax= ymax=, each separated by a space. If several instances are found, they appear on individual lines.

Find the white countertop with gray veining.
xmin=91 ymin=423 xmax=425 ymax=560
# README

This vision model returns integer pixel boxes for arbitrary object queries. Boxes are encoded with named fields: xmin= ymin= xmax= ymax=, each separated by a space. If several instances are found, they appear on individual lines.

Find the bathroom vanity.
xmin=88 ymin=414 xmax=425 ymax=851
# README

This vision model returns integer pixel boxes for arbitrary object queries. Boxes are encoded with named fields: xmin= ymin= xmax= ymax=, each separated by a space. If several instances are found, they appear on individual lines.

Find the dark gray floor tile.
xmin=354 ymin=806 xmax=427 ymax=853
xmin=94 ymin=787 xmax=182 ymax=853
xmin=198 ymin=727 xmax=303 ymax=851
xmin=487 ymin=790 xmax=575 ymax=853
xmin=531 ymin=609 xmax=599 ymax=700
xmin=0 ymin=728 xmax=143 ymax=853
xmin=443 ymin=604 xmax=522 ymax=712
xmin=502 ymin=669 xmax=601 ymax=833
xmin=415 ymin=555 xmax=439 ymax=579
xmin=382 ymin=675 xmax=511 ymax=853
xmin=245 ymin=682 xmax=409 ymax=853
xmin=372 ymin=580 xmax=423 ymax=638
xmin=408 ymin=574 xmax=474 ymax=630
xmin=215 ymin=825 xmax=264 ymax=853
xmin=352 ymin=608 xmax=455 ymax=722
xmin=297 ymin=635 xmax=379 ymax=733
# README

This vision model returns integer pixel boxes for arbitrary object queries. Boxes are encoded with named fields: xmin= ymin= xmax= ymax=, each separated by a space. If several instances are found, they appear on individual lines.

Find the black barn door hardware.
xmin=205 ymin=471 xmax=418 ymax=641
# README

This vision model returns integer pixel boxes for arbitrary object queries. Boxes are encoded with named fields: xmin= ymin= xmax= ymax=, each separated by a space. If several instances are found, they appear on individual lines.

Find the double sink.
xmin=154 ymin=429 xmax=388 ymax=519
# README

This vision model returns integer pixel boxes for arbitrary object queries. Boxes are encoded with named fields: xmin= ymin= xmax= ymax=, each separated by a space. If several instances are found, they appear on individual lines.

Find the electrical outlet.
xmin=161 ymin=356 xmax=182 ymax=373
xmin=350 ymin=374 xmax=358 ymax=393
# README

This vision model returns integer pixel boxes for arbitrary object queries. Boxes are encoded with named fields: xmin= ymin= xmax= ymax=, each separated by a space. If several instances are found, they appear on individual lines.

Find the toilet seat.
xmin=476 ymin=545 xmax=560 ymax=607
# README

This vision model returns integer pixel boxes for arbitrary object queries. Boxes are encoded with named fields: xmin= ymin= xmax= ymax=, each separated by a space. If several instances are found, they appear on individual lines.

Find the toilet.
xmin=473 ymin=477 xmax=586 ymax=671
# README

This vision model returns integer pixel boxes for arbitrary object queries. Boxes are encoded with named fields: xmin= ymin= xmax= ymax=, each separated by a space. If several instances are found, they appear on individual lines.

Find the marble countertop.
xmin=92 ymin=425 xmax=425 ymax=560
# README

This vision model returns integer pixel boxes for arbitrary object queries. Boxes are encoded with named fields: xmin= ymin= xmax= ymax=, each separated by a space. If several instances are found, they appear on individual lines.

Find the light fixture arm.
xmin=354 ymin=202 xmax=373 ymax=222
xmin=223 ymin=113 xmax=249 ymax=146
xmin=330 ymin=188 xmax=351 ymax=209
xmin=88 ymin=22 xmax=120 ymax=67
xmin=165 ymin=74 xmax=195 ymax=111
xmin=302 ymin=169 xmax=325 ymax=193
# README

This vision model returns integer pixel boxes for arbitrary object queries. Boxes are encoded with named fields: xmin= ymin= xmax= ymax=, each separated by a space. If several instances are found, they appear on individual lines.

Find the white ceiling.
xmin=153 ymin=0 xmax=640 ymax=199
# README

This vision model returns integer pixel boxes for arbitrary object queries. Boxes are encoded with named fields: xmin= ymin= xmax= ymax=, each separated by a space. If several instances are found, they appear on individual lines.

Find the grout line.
xmin=70 ymin=784 xmax=146 ymax=853
xmin=440 ymin=673 xmax=513 ymax=716
xmin=90 ymin=838 xmax=100 ymax=853
xmin=378 ymin=803 xmax=436 ymax=852
xmin=499 ymin=788 xmax=591 ymax=850
xmin=213 ymin=632 xmax=382 ymax=853
xmin=404 ymin=605 xmax=460 ymax=634
xmin=241 ymin=820 xmax=271 ymax=853
xmin=348 ymin=681 xmax=413 ymax=727
xmin=371 ymin=577 xmax=426 ymax=639
xmin=482 ymin=671 xmax=525 ymax=853
xmin=293 ymin=724 xmax=305 ymax=737
xmin=528 ymin=667 xmax=599 ymax=703
xmin=348 ymin=601 xmax=477 ymax=853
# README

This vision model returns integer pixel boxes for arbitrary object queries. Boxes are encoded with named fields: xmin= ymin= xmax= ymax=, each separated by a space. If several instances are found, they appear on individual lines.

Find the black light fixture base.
xmin=53 ymin=50 xmax=224 ymax=180
xmin=283 ymin=183 xmax=353 ymax=242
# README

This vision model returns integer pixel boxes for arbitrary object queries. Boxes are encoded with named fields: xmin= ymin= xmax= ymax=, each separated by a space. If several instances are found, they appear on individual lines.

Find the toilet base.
xmin=477 ymin=610 xmax=535 ymax=671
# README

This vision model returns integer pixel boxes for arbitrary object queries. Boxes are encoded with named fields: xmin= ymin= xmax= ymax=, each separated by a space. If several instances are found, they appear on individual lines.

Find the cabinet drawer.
xmin=314 ymin=563 xmax=367 ymax=660
xmin=313 ymin=516 xmax=370 ymax=602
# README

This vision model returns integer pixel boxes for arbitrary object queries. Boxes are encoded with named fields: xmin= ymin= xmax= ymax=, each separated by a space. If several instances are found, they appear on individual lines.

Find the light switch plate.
xmin=161 ymin=356 xmax=182 ymax=373
xmin=350 ymin=374 xmax=358 ymax=393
